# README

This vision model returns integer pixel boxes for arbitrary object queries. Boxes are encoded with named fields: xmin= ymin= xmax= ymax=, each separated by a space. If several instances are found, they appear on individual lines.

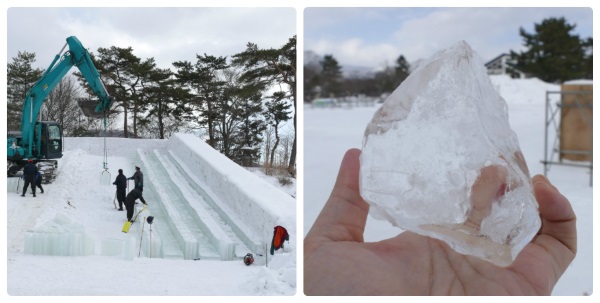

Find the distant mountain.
xmin=304 ymin=50 xmax=378 ymax=79
xmin=341 ymin=65 xmax=377 ymax=79
xmin=305 ymin=50 xmax=426 ymax=79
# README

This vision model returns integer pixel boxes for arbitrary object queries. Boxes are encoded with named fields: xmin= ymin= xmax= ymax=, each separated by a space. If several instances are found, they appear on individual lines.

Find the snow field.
xmin=7 ymin=134 xmax=296 ymax=295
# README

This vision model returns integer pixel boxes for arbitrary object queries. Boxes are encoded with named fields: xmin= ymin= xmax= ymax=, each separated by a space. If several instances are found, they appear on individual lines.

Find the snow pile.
xmin=490 ymin=74 xmax=559 ymax=104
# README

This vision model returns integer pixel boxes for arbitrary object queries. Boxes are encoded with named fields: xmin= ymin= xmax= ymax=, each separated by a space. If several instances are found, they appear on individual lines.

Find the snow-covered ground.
xmin=304 ymin=75 xmax=593 ymax=295
xmin=6 ymin=135 xmax=296 ymax=296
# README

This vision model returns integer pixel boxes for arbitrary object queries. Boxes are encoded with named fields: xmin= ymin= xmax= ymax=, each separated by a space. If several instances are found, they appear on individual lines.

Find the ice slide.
xmin=22 ymin=134 xmax=295 ymax=261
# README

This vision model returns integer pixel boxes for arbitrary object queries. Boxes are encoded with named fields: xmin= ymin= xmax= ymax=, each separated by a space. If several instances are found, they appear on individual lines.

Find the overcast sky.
xmin=304 ymin=7 xmax=593 ymax=70
xmin=6 ymin=7 xmax=296 ymax=70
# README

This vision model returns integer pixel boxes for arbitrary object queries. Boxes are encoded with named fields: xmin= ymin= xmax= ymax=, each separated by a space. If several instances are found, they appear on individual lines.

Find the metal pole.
xmin=544 ymin=92 xmax=549 ymax=177
xmin=103 ymin=111 xmax=108 ymax=170
xmin=149 ymin=225 xmax=152 ymax=258
xmin=138 ymin=217 xmax=146 ymax=257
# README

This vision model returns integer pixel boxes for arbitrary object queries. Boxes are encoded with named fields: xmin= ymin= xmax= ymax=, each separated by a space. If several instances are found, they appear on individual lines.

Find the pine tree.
xmin=510 ymin=17 xmax=592 ymax=83
xmin=140 ymin=67 xmax=185 ymax=139
xmin=81 ymin=46 xmax=142 ymax=137
xmin=7 ymin=51 xmax=43 ymax=131
xmin=232 ymin=35 xmax=297 ymax=176
xmin=319 ymin=54 xmax=343 ymax=97
xmin=263 ymin=91 xmax=292 ymax=168
xmin=231 ymin=81 xmax=266 ymax=165
xmin=394 ymin=55 xmax=410 ymax=86
xmin=303 ymin=50 xmax=322 ymax=102
xmin=173 ymin=54 xmax=229 ymax=148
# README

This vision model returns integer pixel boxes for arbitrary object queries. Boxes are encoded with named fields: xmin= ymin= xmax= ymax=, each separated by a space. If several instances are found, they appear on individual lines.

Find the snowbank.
xmin=563 ymin=79 xmax=593 ymax=85
xmin=489 ymin=75 xmax=560 ymax=104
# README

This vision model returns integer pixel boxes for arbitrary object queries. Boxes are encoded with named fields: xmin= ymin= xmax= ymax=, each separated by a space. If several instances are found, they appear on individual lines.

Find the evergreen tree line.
xmin=7 ymin=36 xmax=297 ymax=176
xmin=304 ymin=52 xmax=410 ymax=102
xmin=304 ymin=17 xmax=592 ymax=102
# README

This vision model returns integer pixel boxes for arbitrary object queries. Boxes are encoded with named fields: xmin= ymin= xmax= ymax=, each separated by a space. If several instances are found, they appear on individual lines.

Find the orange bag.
xmin=270 ymin=225 xmax=289 ymax=255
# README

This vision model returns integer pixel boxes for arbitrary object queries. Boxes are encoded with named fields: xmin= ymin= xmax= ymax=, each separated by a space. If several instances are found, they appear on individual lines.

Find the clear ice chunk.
xmin=359 ymin=41 xmax=541 ymax=267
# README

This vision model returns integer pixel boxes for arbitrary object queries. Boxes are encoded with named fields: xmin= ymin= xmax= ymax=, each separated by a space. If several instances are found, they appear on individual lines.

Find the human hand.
xmin=304 ymin=148 xmax=576 ymax=295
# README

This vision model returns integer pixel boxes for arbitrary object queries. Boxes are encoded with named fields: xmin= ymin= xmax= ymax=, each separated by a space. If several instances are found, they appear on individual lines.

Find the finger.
xmin=308 ymin=148 xmax=370 ymax=243
xmin=532 ymin=175 xmax=577 ymax=255
xmin=332 ymin=148 xmax=362 ymax=195
xmin=531 ymin=175 xmax=577 ymax=279
xmin=466 ymin=165 xmax=507 ymax=228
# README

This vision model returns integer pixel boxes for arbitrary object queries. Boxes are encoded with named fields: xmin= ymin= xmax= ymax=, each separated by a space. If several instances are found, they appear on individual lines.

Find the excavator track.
xmin=37 ymin=160 xmax=58 ymax=184
xmin=7 ymin=160 xmax=58 ymax=184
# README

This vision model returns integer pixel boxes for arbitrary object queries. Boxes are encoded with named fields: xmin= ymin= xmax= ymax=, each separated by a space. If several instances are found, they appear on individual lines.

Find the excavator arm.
xmin=18 ymin=36 xmax=113 ymax=159
xmin=8 ymin=36 xmax=113 ymax=182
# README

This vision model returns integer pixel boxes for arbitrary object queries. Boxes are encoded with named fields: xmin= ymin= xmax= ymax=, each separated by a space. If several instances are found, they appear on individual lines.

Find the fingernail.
xmin=534 ymin=179 xmax=555 ymax=193
xmin=533 ymin=174 xmax=549 ymax=183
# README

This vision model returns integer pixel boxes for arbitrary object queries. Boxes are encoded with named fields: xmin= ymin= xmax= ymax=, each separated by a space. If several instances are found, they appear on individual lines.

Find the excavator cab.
xmin=35 ymin=121 xmax=63 ymax=160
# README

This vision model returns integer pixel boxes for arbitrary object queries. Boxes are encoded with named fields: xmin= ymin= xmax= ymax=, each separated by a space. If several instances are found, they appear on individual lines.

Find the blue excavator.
xmin=7 ymin=36 xmax=114 ymax=183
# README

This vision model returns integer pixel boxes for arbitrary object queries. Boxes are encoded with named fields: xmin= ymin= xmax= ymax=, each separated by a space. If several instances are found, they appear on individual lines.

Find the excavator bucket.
xmin=77 ymin=98 xmax=106 ymax=118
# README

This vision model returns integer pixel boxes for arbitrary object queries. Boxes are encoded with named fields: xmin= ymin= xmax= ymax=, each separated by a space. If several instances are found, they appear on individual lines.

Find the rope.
xmin=103 ymin=110 xmax=108 ymax=170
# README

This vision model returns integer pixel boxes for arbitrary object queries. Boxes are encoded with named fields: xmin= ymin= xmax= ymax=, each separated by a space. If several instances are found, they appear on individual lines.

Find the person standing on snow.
xmin=112 ymin=169 xmax=127 ymax=211
xmin=35 ymin=170 xmax=44 ymax=194
xmin=21 ymin=159 xmax=38 ymax=197
xmin=124 ymin=188 xmax=147 ymax=222
xmin=128 ymin=165 xmax=144 ymax=192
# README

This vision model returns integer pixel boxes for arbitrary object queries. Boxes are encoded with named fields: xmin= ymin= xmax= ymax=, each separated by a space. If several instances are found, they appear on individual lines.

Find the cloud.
xmin=304 ymin=7 xmax=592 ymax=69
xmin=7 ymin=7 xmax=296 ymax=69
xmin=311 ymin=38 xmax=400 ymax=71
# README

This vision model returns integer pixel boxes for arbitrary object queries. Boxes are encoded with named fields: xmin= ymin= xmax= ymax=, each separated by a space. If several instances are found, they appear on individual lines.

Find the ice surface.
xmin=101 ymin=237 xmax=136 ymax=260
xmin=100 ymin=170 xmax=112 ymax=186
xmin=24 ymin=212 xmax=94 ymax=256
xmin=359 ymin=41 xmax=541 ymax=267
xmin=101 ymin=238 xmax=124 ymax=257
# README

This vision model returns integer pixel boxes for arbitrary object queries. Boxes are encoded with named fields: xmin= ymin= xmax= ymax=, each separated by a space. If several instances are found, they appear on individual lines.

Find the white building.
xmin=485 ymin=53 xmax=525 ymax=78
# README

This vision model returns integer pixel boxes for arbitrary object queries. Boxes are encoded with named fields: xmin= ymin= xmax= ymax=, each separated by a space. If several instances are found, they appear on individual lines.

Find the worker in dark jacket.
xmin=128 ymin=165 xmax=144 ymax=192
xmin=21 ymin=159 xmax=38 ymax=197
xmin=125 ymin=188 xmax=147 ymax=222
xmin=112 ymin=169 xmax=127 ymax=211
xmin=35 ymin=171 xmax=44 ymax=194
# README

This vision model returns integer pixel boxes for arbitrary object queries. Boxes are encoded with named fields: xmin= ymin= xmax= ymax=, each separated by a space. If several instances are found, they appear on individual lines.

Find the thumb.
xmin=307 ymin=148 xmax=370 ymax=243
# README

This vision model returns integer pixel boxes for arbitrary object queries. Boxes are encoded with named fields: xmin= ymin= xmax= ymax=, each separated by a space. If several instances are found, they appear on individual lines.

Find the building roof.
xmin=484 ymin=53 xmax=509 ymax=67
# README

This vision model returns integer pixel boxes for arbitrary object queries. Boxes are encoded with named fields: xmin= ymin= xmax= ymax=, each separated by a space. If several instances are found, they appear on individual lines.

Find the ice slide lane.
xmin=138 ymin=149 xmax=220 ymax=260
xmin=137 ymin=148 xmax=257 ymax=260
xmin=165 ymin=150 xmax=262 ymax=254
